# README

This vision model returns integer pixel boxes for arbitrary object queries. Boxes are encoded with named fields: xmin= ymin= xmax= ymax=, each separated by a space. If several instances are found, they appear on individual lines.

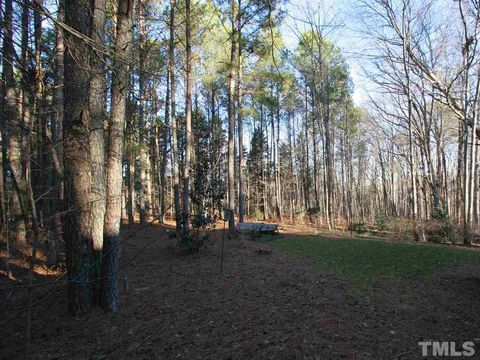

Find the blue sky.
xmin=281 ymin=0 xmax=374 ymax=106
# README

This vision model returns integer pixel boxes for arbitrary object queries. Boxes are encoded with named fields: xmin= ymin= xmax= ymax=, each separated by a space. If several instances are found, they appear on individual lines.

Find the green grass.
xmin=273 ymin=236 xmax=480 ymax=287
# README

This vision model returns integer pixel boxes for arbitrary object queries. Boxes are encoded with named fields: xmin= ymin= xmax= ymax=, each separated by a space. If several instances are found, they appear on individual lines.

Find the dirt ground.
xmin=1 ymin=221 xmax=480 ymax=359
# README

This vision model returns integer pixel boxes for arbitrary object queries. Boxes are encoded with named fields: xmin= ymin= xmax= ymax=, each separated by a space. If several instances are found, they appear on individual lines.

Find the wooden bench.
xmin=236 ymin=222 xmax=280 ymax=240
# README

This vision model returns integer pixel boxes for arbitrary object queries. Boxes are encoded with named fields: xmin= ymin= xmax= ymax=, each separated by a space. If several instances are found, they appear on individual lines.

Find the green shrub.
xmin=249 ymin=209 xmax=262 ymax=220
xmin=424 ymin=219 xmax=455 ymax=244
xmin=177 ymin=233 xmax=205 ymax=254
xmin=432 ymin=207 xmax=449 ymax=221
xmin=306 ymin=207 xmax=320 ymax=216
xmin=191 ymin=213 xmax=217 ymax=230
xmin=348 ymin=222 xmax=369 ymax=234
xmin=375 ymin=215 xmax=388 ymax=231
xmin=177 ymin=213 xmax=216 ymax=254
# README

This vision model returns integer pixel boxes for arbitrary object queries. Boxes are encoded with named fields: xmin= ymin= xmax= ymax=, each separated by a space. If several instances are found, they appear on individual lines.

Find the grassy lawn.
xmin=273 ymin=236 xmax=480 ymax=287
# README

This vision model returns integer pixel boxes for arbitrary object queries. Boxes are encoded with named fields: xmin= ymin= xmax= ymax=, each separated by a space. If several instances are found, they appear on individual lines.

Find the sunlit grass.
xmin=273 ymin=236 xmax=480 ymax=287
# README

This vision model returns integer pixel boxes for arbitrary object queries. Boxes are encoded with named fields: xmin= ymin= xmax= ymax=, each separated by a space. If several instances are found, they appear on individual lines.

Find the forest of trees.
xmin=1 ymin=0 xmax=480 ymax=317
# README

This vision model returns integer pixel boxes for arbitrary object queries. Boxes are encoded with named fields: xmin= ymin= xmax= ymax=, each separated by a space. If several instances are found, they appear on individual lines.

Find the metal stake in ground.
xmin=220 ymin=219 xmax=226 ymax=274
xmin=220 ymin=208 xmax=233 ymax=274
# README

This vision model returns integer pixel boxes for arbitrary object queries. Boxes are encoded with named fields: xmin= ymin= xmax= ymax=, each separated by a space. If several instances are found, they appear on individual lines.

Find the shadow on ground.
xmin=1 ymin=221 xmax=480 ymax=359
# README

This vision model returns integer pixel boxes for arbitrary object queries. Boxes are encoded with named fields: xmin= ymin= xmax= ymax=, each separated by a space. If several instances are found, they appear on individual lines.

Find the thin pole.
xmin=220 ymin=219 xmax=226 ymax=274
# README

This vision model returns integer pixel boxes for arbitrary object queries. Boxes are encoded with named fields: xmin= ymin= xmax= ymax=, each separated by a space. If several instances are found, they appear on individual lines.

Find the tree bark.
xmin=63 ymin=0 xmax=95 ymax=313
xmin=138 ymin=1 xmax=148 ymax=225
xmin=159 ymin=1 xmax=172 ymax=224
xmin=89 ymin=0 xmax=107 ymax=258
xmin=168 ymin=0 xmax=181 ymax=232
xmin=227 ymin=0 xmax=237 ymax=232
xmin=51 ymin=0 xmax=65 ymax=245
xmin=3 ymin=0 xmax=27 ymax=244
xmin=102 ymin=0 xmax=135 ymax=313
xmin=183 ymin=0 xmax=192 ymax=233
xmin=88 ymin=0 xmax=107 ymax=303
xmin=237 ymin=1 xmax=245 ymax=223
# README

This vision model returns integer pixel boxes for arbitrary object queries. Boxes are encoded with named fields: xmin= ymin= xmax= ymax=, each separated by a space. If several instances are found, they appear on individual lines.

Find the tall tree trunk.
xmin=102 ymin=0 xmax=135 ymax=313
xmin=138 ymin=1 xmax=147 ymax=225
xmin=33 ymin=0 xmax=49 ymax=231
xmin=459 ymin=0 xmax=474 ymax=244
xmin=456 ymin=120 xmax=464 ymax=223
xmin=310 ymin=95 xmax=319 ymax=214
xmin=89 ymin=0 xmax=107 ymax=260
xmin=20 ymin=0 xmax=31 ymax=227
xmin=402 ymin=5 xmax=420 ymax=240
xmin=275 ymin=84 xmax=282 ymax=220
xmin=303 ymin=88 xmax=310 ymax=213
xmin=159 ymin=3 xmax=172 ymax=224
xmin=237 ymin=2 xmax=245 ymax=223
xmin=51 ymin=0 xmax=65 ymax=245
xmin=168 ymin=0 xmax=181 ymax=232
xmin=183 ymin=0 xmax=192 ymax=233
xmin=63 ymin=0 xmax=95 ymax=313
xmin=0 ymin=0 xmax=6 ymax=234
xmin=3 ymin=0 xmax=27 ymax=244
xmin=288 ymin=111 xmax=296 ymax=220
xmin=260 ymin=105 xmax=268 ymax=220
xmin=126 ymin=111 xmax=136 ymax=225
xmin=475 ymin=136 xmax=480 ymax=228
xmin=0 ymin=135 xmax=6 ymax=234
xmin=468 ymin=78 xmax=479 ymax=230
xmin=227 ymin=0 xmax=237 ymax=232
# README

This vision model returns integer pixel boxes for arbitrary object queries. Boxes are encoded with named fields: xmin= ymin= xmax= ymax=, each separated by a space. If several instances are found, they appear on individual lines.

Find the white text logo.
xmin=418 ymin=341 xmax=475 ymax=357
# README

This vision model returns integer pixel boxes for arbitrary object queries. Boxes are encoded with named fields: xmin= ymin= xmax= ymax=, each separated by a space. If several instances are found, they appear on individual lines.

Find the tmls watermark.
xmin=418 ymin=341 xmax=475 ymax=357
